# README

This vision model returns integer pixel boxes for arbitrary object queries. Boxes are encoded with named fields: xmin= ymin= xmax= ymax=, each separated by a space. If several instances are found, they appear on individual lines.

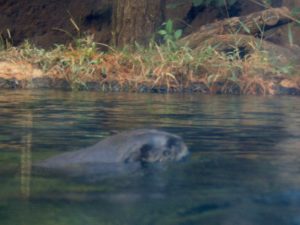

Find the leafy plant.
xmin=158 ymin=19 xmax=182 ymax=50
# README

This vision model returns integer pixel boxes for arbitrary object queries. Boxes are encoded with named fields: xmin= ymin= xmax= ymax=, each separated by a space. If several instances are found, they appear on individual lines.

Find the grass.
xmin=0 ymin=34 xmax=299 ymax=94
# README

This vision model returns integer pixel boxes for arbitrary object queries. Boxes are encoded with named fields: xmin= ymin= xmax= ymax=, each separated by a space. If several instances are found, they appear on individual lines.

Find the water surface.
xmin=1 ymin=90 xmax=300 ymax=225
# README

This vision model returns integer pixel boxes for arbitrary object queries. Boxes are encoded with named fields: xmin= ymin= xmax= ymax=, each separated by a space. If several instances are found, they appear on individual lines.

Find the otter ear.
xmin=124 ymin=151 xmax=140 ymax=163
xmin=140 ymin=144 xmax=152 ymax=160
xmin=124 ymin=144 xmax=152 ymax=163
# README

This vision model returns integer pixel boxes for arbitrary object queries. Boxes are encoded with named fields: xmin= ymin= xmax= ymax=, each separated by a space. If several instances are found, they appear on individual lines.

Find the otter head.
xmin=138 ymin=134 xmax=189 ymax=163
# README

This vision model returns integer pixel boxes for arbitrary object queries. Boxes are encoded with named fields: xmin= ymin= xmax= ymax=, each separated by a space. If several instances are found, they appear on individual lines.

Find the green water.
xmin=1 ymin=90 xmax=300 ymax=225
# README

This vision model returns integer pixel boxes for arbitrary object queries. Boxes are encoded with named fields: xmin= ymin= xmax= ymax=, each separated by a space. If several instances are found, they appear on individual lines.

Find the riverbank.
xmin=0 ymin=36 xmax=300 ymax=95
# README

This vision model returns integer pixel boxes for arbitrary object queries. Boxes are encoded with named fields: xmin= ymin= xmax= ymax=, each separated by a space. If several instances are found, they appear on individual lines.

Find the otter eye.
xmin=167 ymin=137 xmax=177 ymax=148
xmin=140 ymin=144 xmax=152 ymax=160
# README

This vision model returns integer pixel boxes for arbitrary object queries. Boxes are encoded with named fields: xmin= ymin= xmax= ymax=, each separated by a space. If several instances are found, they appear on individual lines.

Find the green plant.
xmin=291 ymin=7 xmax=300 ymax=24
xmin=0 ymin=29 xmax=13 ymax=50
xmin=158 ymin=19 xmax=182 ymax=50
xmin=0 ymin=36 xmax=5 ymax=50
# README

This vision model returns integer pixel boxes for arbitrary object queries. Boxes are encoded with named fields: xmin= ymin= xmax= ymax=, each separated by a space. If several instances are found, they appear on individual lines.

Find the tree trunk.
xmin=112 ymin=0 xmax=165 ymax=47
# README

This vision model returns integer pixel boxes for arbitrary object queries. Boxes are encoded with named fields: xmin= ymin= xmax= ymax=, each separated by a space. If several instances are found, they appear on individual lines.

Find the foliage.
xmin=0 ymin=36 xmax=105 ymax=90
xmin=158 ymin=19 xmax=183 ymax=50
xmin=291 ymin=7 xmax=300 ymax=25
xmin=1 ymin=5 xmax=299 ymax=95
xmin=0 ymin=29 xmax=13 ymax=50
xmin=3 ymin=31 xmax=298 ymax=95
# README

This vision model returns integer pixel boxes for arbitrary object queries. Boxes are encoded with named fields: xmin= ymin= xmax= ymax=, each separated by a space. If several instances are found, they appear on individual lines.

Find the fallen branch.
xmin=180 ymin=7 xmax=292 ymax=49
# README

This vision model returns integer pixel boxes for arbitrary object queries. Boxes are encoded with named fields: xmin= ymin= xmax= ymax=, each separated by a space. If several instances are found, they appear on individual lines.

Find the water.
xmin=1 ymin=90 xmax=300 ymax=225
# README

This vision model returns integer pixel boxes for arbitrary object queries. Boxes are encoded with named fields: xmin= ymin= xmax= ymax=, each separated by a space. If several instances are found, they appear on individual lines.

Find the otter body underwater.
xmin=34 ymin=129 xmax=189 ymax=177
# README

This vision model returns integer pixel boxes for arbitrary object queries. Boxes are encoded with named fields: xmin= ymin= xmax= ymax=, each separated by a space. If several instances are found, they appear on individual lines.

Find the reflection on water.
xmin=20 ymin=111 xmax=32 ymax=199
xmin=0 ymin=90 xmax=300 ymax=225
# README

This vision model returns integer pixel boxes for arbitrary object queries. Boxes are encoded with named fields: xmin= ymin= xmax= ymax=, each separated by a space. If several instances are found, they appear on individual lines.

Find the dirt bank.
xmin=0 ymin=1 xmax=299 ymax=95
xmin=0 ymin=39 xmax=299 ymax=95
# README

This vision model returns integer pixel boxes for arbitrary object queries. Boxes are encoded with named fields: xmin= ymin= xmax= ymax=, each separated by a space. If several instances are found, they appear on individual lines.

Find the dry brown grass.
xmin=0 ymin=36 xmax=299 ymax=94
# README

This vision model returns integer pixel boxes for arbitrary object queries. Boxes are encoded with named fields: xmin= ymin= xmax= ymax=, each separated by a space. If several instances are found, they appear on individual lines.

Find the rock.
xmin=280 ymin=79 xmax=298 ymax=88
xmin=31 ymin=77 xmax=52 ymax=88
xmin=0 ymin=61 xmax=44 ymax=80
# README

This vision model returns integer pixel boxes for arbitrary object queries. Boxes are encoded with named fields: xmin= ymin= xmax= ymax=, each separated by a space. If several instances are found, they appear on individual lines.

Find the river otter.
xmin=35 ymin=129 xmax=188 ymax=173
